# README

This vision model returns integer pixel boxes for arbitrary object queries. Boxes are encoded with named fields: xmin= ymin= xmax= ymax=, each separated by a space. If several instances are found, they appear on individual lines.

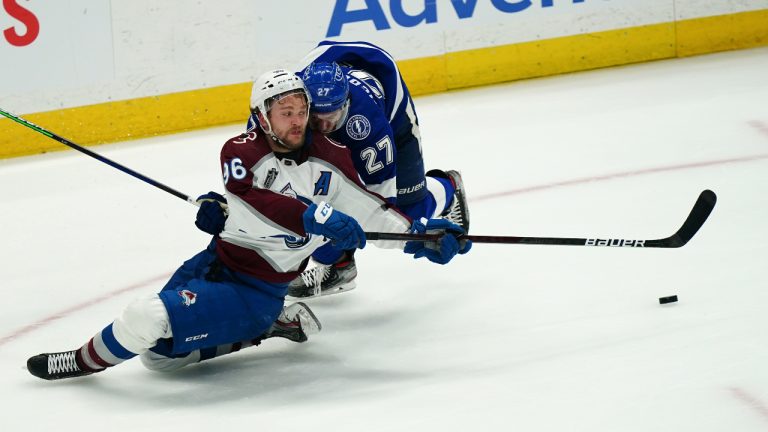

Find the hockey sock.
xmin=77 ymin=323 xmax=138 ymax=373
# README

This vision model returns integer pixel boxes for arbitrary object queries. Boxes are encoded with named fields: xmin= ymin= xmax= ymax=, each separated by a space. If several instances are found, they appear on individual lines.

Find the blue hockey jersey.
xmin=247 ymin=41 xmax=426 ymax=206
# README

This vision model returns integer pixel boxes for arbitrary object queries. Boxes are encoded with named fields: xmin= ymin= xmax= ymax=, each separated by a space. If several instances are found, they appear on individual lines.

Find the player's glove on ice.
xmin=303 ymin=201 xmax=366 ymax=250
xmin=404 ymin=218 xmax=472 ymax=264
xmin=195 ymin=191 xmax=228 ymax=235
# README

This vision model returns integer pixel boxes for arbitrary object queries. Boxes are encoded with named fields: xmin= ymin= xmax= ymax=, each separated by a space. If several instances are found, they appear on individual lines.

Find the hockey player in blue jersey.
xmin=201 ymin=41 xmax=470 ymax=299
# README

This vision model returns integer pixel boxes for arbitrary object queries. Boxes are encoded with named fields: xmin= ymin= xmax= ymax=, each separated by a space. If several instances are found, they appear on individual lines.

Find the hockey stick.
xmin=366 ymin=189 xmax=716 ymax=248
xmin=1 ymin=108 xmax=716 ymax=248
xmin=0 ymin=108 xmax=199 ymax=206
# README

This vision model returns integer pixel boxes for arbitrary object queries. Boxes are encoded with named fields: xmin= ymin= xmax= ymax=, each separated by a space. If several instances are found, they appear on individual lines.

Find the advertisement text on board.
xmin=327 ymin=0 xmax=587 ymax=37
xmin=3 ymin=0 xmax=39 ymax=47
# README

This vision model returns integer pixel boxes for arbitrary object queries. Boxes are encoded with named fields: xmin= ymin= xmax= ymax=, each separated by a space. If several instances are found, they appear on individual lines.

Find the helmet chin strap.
xmin=259 ymin=113 xmax=294 ymax=150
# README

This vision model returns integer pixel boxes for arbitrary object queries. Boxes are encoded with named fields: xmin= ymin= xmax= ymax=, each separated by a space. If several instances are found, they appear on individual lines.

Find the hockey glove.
xmin=404 ymin=218 xmax=472 ymax=265
xmin=195 ymin=192 xmax=227 ymax=235
xmin=303 ymin=201 xmax=366 ymax=250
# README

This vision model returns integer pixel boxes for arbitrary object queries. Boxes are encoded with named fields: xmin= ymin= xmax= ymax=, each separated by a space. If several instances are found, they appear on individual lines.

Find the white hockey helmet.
xmin=249 ymin=69 xmax=311 ymax=116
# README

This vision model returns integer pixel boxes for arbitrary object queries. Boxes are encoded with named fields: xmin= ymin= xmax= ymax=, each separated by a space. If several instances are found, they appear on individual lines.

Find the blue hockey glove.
xmin=195 ymin=192 xmax=227 ymax=235
xmin=404 ymin=218 xmax=472 ymax=265
xmin=303 ymin=201 xmax=366 ymax=250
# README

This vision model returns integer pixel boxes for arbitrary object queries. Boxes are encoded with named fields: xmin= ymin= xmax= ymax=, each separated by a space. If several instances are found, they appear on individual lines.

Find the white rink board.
xmin=2 ymin=0 xmax=764 ymax=115
xmin=675 ymin=0 xmax=768 ymax=19
xmin=0 ymin=1 xmax=113 ymax=99
xmin=335 ymin=1 xmax=675 ymax=54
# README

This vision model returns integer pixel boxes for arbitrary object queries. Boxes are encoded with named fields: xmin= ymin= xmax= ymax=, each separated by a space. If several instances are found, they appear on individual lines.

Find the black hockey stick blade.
xmin=366 ymin=189 xmax=717 ymax=248
xmin=645 ymin=189 xmax=716 ymax=248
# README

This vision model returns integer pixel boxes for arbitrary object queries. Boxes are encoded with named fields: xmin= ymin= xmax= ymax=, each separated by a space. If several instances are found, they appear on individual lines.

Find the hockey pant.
xmin=77 ymin=241 xmax=287 ymax=374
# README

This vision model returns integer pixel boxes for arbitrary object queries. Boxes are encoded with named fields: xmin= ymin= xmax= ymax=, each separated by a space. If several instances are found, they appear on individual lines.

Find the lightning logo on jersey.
xmin=346 ymin=115 xmax=371 ymax=140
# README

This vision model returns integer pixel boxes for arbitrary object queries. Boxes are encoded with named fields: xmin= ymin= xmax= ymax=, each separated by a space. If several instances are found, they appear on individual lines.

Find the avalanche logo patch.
xmin=281 ymin=234 xmax=313 ymax=249
xmin=346 ymin=115 xmax=371 ymax=140
xmin=179 ymin=290 xmax=197 ymax=307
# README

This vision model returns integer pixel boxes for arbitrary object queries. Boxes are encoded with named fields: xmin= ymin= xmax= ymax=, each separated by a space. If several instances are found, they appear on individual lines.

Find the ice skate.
xmin=264 ymin=302 xmax=322 ymax=343
xmin=442 ymin=170 xmax=470 ymax=232
xmin=27 ymin=350 xmax=94 ymax=381
xmin=287 ymin=257 xmax=357 ymax=299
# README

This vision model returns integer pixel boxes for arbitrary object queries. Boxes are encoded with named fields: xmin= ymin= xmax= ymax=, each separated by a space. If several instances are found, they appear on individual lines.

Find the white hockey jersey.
xmin=215 ymin=129 xmax=411 ymax=283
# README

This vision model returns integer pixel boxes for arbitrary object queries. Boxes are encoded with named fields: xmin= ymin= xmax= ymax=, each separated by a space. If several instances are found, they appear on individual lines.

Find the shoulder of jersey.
xmin=312 ymin=130 xmax=347 ymax=149
xmin=225 ymin=130 xmax=259 ymax=145
xmin=222 ymin=130 xmax=271 ymax=160
xmin=347 ymin=86 xmax=386 ymax=121
xmin=309 ymin=132 xmax=355 ymax=174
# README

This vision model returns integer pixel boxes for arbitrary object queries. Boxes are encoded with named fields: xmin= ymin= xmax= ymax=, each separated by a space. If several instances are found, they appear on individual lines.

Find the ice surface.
xmin=1 ymin=47 xmax=767 ymax=431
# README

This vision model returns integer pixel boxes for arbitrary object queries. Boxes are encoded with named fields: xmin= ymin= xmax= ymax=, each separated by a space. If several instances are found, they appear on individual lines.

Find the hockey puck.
xmin=659 ymin=295 xmax=678 ymax=304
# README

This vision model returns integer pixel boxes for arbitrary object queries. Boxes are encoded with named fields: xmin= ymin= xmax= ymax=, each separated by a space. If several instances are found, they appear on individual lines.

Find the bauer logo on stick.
xmin=586 ymin=238 xmax=645 ymax=247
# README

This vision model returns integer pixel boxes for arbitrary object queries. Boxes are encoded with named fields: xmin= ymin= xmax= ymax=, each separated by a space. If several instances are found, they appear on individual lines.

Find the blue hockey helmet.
xmin=302 ymin=62 xmax=349 ymax=113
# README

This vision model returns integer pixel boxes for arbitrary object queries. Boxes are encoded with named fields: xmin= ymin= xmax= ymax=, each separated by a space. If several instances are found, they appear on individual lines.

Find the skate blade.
xmin=286 ymin=283 xmax=356 ymax=302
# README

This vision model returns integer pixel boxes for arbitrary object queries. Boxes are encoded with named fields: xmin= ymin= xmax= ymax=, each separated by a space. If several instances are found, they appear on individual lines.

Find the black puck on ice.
xmin=659 ymin=295 xmax=678 ymax=305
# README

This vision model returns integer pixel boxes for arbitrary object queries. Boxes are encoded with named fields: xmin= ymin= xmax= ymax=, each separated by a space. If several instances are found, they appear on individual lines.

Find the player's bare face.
xmin=267 ymin=94 xmax=308 ymax=151
xmin=310 ymin=109 xmax=344 ymax=134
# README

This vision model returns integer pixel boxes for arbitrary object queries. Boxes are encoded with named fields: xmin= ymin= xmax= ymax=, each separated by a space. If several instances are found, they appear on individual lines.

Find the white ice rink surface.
xmin=2 ymin=47 xmax=768 ymax=431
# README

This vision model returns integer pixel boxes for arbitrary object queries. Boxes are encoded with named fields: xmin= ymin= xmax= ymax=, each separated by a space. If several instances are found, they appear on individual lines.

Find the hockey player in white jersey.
xmin=198 ymin=41 xmax=470 ymax=299
xmin=26 ymin=69 xmax=470 ymax=381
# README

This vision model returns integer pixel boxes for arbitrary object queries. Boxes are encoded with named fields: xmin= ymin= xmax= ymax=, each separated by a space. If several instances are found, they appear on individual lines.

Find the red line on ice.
xmin=471 ymin=153 xmax=768 ymax=202
xmin=0 ymin=273 xmax=169 ymax=347
xmin=748 ymin=120 xmax=768 ymax=139
xmin=729 ymin=387 xmax=768 ymax=422
xmin=4 ymin=152 xmax=768 ymax=347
